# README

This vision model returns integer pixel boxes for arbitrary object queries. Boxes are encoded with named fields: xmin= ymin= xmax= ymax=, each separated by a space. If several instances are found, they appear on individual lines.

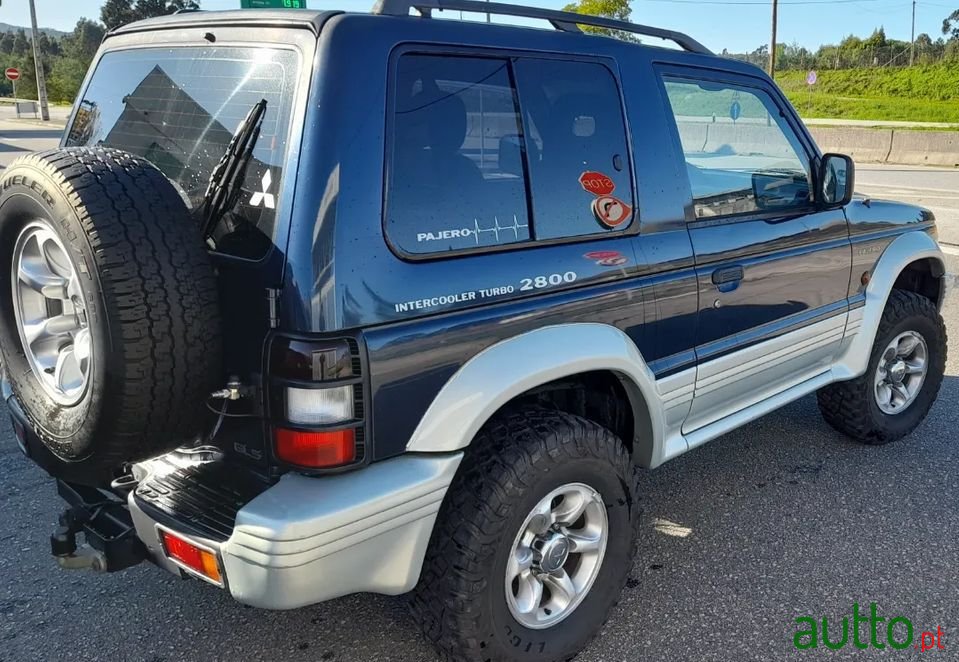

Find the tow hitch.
xmin=49 ymin=480 xmax=146 ymax=573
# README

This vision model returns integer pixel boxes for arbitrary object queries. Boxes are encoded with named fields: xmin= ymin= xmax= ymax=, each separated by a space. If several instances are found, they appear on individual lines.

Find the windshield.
xmin=65 ymin=46 xmax=299 ymax=260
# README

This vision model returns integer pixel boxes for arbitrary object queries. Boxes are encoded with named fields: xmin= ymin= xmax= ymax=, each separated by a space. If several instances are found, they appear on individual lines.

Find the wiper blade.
xmin=200 ymin=98 xmax=268 ymax=243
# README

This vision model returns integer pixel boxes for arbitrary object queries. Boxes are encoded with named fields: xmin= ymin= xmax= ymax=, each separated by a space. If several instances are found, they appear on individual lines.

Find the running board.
xmin=683 ymin=370 xmax=834 ymax=451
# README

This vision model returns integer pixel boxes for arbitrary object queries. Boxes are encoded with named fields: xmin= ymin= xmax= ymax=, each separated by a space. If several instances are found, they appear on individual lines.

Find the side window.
xmin=661 ymin=76 xmax=812 ymax=219
xmin=513 ymin=60 xmax=634 ymax=239
xmin=386 ymin=53 xmax=634 ymax=257
xmin=388 ymin=55 xmax=530 ymax=255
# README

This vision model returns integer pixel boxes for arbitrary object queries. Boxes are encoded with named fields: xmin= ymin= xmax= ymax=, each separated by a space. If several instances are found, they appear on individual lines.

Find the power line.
xmin=643 ymin=0 xmax=906 ymax=5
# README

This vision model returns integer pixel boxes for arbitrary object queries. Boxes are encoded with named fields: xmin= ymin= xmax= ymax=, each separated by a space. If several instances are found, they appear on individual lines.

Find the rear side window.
xmin=389 ymin=55 xmax=531 ymax=254
xmin=661 ymin=76 xmax=812 ymax=219
xmin=65 ymin=47 xmax=300 ymax=260
xmin=386 ymin=53 xmax=633 ymax=257
xmin=513 ymin=60 xmax=632 ymax=241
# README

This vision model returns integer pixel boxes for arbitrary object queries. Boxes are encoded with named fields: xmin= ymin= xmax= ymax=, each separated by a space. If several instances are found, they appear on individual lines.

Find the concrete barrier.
xmin=676 ymin=122 xmax=708 ymax=153
xmin=887 ymin=130 xmax=959 ymax=167
xmin=807 ymin=127 xmax=893 ymax=163
xmin=808 ymin=126 xmax=959 ymax=167
xmin=674 ymin=121 xmax=958 ymax=168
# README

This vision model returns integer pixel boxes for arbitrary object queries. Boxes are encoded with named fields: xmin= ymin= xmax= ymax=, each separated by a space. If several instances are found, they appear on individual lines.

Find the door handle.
xmin=711 ymin=265 xmax=744 ymax=286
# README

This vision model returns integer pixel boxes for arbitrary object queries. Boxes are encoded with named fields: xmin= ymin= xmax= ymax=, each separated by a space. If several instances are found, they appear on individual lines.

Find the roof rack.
xmin=371 ymin=0 xmax=713 ymax=54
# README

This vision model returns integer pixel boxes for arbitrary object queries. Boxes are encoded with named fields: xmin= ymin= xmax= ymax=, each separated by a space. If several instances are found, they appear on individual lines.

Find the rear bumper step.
xmin=127 ymin=448 xmax=464 ymax=609
xmin=44 ymin=446 xmax=463 ymax=609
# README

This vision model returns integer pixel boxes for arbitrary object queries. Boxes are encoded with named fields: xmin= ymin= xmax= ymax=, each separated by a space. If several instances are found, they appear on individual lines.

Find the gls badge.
xmin=250 ymin=170 xmax=276 ymax=209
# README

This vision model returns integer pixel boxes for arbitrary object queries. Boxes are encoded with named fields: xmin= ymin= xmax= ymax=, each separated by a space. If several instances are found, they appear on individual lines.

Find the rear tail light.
xmin=274 ymin=428 xmax=356 ymax=467
xmin=286 ymin=385 xmax=353 ymax=425
xmin=269 ymin=336 xmax=365 ymax=470
xmin=158 ymin=528 xmax=223 ymax=586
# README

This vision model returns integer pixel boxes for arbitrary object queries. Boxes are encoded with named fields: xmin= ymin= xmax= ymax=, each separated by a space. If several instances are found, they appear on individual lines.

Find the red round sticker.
xmin=592 ymin=196 xmax=632 ymax=228
xmin=579 ymin=171 xmax=615 ymax=196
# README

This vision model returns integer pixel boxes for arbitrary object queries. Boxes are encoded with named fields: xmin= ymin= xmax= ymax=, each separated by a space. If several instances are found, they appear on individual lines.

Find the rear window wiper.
xmin=199 ymin=98 xmax=268 ymax=244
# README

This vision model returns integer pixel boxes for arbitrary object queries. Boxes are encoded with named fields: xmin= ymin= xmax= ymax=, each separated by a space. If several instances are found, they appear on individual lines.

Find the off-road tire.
xmin=0 ymin=148 xmax=221 ymax=484
xmin=817 ymin=289 xmax=946 ymax=444
xmin=410 ymin=407 xmax=640 ymax=662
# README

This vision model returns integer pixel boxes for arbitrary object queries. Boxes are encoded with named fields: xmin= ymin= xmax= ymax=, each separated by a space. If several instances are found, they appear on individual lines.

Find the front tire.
xmin=817 ymin=289 xmax=946 ymax=444
xmin=410 ymin=408 xmax=639 ymax=662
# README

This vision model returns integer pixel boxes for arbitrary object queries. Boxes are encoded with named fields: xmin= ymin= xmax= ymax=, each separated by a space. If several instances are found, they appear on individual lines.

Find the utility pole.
xmin=769 ymin=0 xmax=779 ymax=79
xmin=28 ymin=0 xmax=50 ymax=121
xmin=909 ymin=0 xmax=916 ymax=66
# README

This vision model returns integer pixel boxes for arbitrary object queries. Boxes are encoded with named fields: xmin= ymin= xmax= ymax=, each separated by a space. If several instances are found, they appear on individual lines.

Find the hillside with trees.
xmin=0 ymin=0 xmax=198 ymax=103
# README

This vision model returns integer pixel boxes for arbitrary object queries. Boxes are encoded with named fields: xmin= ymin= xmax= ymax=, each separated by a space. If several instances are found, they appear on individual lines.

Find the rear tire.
xmin=410 ymin=407 xmax=639 ymax=662
xmin=0 ymin=148 xmax=221 ymax=484
xmin=817 ymin=289 xmax=946 ymax=444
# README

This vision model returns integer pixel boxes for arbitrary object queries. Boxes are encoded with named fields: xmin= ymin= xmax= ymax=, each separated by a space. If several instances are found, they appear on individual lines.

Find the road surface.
xmin=0 ymin=120 xmax=957 ymax=662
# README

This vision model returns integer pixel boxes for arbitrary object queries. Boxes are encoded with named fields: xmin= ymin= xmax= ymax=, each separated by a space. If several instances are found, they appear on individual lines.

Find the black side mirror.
xmin=751 ymin=170 xmax=812 ymax=211
xmin=819 ymin=153 xmax=855 ymax=208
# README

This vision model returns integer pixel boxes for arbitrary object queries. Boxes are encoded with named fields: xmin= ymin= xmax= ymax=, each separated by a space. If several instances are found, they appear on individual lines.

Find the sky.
xmin=0 ymin=0 xmax=955 ymax=54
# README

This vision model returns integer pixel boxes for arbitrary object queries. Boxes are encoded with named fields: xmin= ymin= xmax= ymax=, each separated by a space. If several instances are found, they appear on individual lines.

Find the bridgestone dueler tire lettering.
xmin=0 ymin=148 xmax=221 ymax=485
xmin=817 ymin=289 xmax=946 ymax=444
xmin=410 ymin=407 xmax=640 ymax=662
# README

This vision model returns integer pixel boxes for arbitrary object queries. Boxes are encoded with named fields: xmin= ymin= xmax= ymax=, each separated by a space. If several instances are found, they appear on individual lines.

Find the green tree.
xmin=100 ymin=0 xmax=137 ymax=29
xmin=864 ymin=26 xmax=887 ymax=49
xmin=47 ymin=19 xmax=107 ymax=103
xmin=101 ymin=0 xmax=201 ymax=33
xmin=0 ymin=32 xmax=15 ymax=55
xmin=12 ymin=29 xmax=30 ymax=56
xmin=133 ymin=0 xmax=200 ymax=20
xmin=561 ymin=0 xmax=636 ymax=41
xmin=943 ymin=10 xmax=959 ymax=41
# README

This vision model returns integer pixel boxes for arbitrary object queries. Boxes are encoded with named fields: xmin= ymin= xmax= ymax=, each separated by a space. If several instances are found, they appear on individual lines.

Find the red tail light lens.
xmin=269 ymin=336 xmax=364 ymax=470
xmin=274 ymin=428 xmax=356 ymax=468
xmin=159 ymin=529 xmax=223 ymax=586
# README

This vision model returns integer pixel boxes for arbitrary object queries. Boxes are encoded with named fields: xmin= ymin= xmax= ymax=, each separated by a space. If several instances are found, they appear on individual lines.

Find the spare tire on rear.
xmin=0 ymin=147 xmax=221 ymax=485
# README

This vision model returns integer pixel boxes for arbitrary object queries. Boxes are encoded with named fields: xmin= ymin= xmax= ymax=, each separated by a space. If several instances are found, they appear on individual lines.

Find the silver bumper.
xmin=129 ymin=452 xmax=462 ymax=609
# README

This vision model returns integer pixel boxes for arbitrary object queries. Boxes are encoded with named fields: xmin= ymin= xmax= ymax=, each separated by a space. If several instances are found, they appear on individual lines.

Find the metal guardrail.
xmin=0 ymin=98 xmax=40 ymax=119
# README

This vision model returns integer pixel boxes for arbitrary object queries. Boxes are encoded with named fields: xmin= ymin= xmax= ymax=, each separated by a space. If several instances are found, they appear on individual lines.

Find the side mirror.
xmin=819 ymin=153 xmax=855 ymax=208
xmin=751 ymin=170 xmax=812 ymax=211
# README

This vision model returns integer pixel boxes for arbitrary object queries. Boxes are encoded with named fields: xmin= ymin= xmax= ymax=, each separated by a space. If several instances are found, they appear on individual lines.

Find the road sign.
xmin=5 ymin=67 xmax=20 ymax=81
xmin=729 ymin=100 xmax=741 ymax=122
xmin=806 ymin=70 xmax=818 ymax=86
xmin=240 ymin=0 xmax=307 ymax=7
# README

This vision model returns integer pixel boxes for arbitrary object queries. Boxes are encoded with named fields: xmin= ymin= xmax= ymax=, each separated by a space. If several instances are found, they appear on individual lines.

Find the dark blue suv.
xmin=0 ymin=2 xmax=946 ymax=660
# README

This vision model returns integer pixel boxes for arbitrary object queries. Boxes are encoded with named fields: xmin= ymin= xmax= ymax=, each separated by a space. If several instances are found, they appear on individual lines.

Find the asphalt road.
xmin=857 ymin=164 xmax=959 ymax=247
xmin=0 ymin=121 xmax=958 ymax=661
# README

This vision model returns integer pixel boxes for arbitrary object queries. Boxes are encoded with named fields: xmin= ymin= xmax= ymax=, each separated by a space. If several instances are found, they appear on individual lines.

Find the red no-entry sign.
xmin=5 ymin=68 xmax=20 ymax=81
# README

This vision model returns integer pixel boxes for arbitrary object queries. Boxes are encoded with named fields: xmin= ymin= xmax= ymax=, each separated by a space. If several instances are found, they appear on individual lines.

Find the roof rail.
xmin=371 ymin=0 xmax=713 ymax=54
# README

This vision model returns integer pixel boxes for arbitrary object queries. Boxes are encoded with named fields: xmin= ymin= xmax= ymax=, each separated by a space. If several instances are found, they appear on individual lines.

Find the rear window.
xmin=65 ymin=46 xmax=300 ymax=260
xmin=387 ymin=54 xmax=634 ymax=257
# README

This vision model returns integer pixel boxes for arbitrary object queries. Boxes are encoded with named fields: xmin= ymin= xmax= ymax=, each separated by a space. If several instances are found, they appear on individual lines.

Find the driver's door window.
xmin=661 ymin=77 xmax=812 ymax=219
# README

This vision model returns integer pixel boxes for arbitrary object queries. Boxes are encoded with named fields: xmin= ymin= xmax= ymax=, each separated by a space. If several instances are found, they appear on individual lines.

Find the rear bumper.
xmin=129 ymin=452 xmax=462 ymax=609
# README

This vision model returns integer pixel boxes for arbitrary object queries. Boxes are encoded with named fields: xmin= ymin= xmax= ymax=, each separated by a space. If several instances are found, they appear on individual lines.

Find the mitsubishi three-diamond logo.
xmin=250 ymin=170 xmax=276 ymax=209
